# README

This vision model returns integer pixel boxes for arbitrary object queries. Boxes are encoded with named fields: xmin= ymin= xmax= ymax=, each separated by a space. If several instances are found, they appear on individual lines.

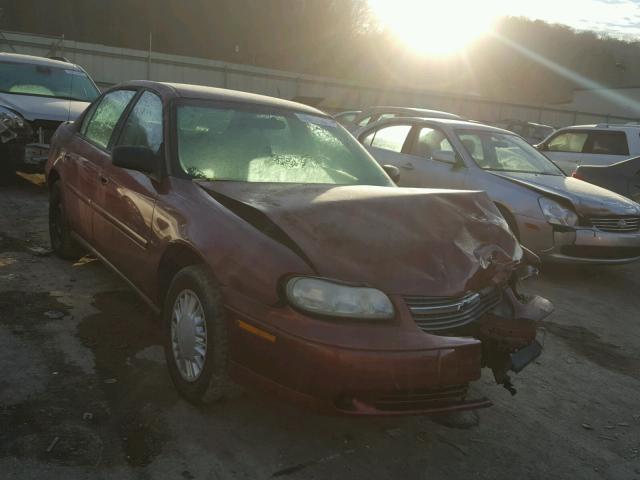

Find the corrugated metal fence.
xmin=2 ymin=30 xmax=639 ymax=127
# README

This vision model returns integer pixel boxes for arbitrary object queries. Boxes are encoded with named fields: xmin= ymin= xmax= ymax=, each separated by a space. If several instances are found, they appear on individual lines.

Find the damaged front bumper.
xmin=222 ymin=274 xmax=552 ymax=416
xmin=1 ymin=116 xmax=58 ymax=172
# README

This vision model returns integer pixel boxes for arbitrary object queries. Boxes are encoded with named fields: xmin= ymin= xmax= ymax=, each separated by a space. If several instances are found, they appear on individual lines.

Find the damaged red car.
xmin=46 ymin=81 xmax=552 ymax=415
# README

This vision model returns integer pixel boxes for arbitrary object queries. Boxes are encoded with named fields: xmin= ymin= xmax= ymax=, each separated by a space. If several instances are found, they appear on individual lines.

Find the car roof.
xmin=361 ymin=106 xmax=462 ymax=119
xmin=556 ymin=124 xmax=640 ymax=132
xmin=116 ymin=80 xmax=326 ymax=116
xmin=0 ymin=52 xmax=84 ymax=70
xmin=335 ymin=110 xmax=362 ymax=116
xmin=367 ymin=116 xmax=515 ymax=135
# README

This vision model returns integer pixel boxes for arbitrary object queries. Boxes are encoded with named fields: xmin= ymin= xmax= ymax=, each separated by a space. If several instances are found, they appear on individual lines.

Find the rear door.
xmin=360 ymin=122 xmax=414 ymax=179
xmin=581 ymin=130 xmax=630 ymax=168
xmin=64 ymin=89 xmax=137 ymax=243
xmin=539 ymin=130 xmax=588 ymax=174
xmin=92 ymin=90 xmax=164 ymax=293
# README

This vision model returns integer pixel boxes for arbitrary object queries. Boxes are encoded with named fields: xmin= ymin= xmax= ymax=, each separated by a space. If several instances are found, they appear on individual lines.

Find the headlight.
xmin=0 ymin=106 xmax=27 ymax=129
xmin=0 ymin=107 xmax=30 ymax=143
xmin=285 ymin=277 xmax=394 ymax=320
xmin=538 ymin=197 xmax=578 ymax=226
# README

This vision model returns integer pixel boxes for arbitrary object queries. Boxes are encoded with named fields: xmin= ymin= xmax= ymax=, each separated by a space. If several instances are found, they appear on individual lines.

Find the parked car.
xmin=0 ymin=53 xmax=100 ymax=180
xmin=536 ymin=124 xmax=640 ymax=175
xmin=493 ymin=119 xmax=554 ymax=145
xmin=358 ymin=117 xmax=640 ymax=265
xmin=333 ymin=110 xmax=361 ymax=126
xmin=574 ymin=156 xmax=640 ymax=204
xmin=344 ymin=106 xmax=462 ymax=132
xmin=46 ymin=80 xmax=551 ymax=414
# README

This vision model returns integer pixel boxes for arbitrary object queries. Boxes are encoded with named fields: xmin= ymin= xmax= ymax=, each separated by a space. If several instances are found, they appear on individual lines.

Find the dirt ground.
xmin=1 ymin=174 xmax=639 ymax=480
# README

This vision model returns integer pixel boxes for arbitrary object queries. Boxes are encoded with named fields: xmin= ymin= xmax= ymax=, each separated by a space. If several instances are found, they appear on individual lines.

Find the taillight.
xmin=572 ymin=171 xmax=584 ymax=180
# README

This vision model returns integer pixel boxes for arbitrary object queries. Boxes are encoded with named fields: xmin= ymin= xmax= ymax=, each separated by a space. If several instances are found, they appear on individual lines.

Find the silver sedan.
xmin=357 ymin=117 xmax=640 ymax=265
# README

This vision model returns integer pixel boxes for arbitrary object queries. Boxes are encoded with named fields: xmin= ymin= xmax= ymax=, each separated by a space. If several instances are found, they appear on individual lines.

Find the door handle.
xmin=401 ymin=162 xmax=414 ymax=170
xmin=99 ymin=175 xmax=109 ymax=185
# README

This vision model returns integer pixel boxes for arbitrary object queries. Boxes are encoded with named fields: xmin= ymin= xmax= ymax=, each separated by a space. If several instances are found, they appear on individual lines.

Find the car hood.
xmin=198 ymin=182 xmax=522 ymax=296
xmin=0 ymin=92 xmax=89 ymax=122
xmin=489 ymin=171 xmax=640 ymax=217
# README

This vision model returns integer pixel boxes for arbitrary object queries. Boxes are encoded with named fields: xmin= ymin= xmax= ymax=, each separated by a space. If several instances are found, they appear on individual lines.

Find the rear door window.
xmin=82 ymin=90 xmax=136 ymax=149
xmin=369 ymin=124 xmax=412 ymax=153
xmin=584 ymin=131 xmax=629 ymax=155
xmin=546 ymin=132 xmax=588 ymax=153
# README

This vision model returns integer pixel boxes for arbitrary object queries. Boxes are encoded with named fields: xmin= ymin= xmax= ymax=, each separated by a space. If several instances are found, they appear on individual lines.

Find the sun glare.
xmin=368 ymin=0 xmax=498 ymax=56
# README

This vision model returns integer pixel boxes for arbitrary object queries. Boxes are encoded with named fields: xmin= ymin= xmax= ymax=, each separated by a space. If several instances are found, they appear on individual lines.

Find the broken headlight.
xmin=538 ymin=197 xmax=577 ymax=227
xmin=0 ymin=106 xmax=30 ymax=143
xmin=285 ymin=276 xmax=394 ymax=320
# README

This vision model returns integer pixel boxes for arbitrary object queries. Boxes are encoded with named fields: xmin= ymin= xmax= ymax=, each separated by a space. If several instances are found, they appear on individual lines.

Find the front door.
xmin=400 ymin=125 xmax=468 ymax=189
xmin=92 ymin=90 xmax=164 ymax=295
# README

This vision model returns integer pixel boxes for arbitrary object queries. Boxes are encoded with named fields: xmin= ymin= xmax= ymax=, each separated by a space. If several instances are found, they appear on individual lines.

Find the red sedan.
xmin=46 ymin=81 xmax=552 ymax=415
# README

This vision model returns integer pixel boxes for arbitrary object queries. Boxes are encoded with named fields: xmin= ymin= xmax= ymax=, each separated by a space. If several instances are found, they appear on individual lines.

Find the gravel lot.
xmin=1 ymin=175 xmax=639 ymax=480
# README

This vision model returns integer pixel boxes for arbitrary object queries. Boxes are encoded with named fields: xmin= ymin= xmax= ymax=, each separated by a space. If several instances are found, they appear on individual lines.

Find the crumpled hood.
xmin=198 ymin=182 xmax=522 ymax=296
xmin=490 ymin=172 xmax=640 ymax=217
xmin=0 ymin=92 xmax=89 ymax=122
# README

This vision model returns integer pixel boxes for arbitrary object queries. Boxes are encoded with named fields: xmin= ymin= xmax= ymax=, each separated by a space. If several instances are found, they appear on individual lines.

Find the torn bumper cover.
xmin=226 ymin=283 xmax=551 ymax=416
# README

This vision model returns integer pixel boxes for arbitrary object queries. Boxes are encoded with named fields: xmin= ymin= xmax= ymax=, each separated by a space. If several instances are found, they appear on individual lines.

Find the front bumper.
xmin=224 ymin=286 xmax=551 ymax=416
xmin=541 ymin=228 xmax=640 ymax=265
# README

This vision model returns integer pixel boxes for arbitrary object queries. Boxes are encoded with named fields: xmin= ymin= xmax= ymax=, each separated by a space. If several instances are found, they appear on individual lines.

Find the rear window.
xmin=585 ymin=132 xmax=629 ymax=156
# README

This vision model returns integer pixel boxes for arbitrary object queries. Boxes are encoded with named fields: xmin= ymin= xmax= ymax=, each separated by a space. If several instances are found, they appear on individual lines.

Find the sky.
xmin=504 ymin=0 xmax=640 ymax=38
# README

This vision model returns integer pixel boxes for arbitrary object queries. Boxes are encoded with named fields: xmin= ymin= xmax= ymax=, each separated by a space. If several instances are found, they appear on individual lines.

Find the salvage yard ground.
xmin=0 ymin=174 xmax=639 ymax=480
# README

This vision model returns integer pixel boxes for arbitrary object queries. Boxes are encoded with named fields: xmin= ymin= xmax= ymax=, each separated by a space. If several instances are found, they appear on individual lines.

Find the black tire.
xmin=0 ymin=144 xmax=16 ymax=186
xmin=49 ymin=180 xmax=83 ymax=259
xmin=163 ymin=264 xmax=231 ymax=404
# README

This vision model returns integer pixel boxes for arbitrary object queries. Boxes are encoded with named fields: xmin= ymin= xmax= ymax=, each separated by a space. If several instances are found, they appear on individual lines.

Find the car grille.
xmin=404 ymin=287 xmax=501 ymax=332
xmin=589 ymin=217 xmax=640 ymax=233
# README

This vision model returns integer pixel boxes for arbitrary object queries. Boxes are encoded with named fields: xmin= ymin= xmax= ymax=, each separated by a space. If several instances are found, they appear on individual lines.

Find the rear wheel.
xmin=163 ymin=265 xmax=232 ymax=404
xmin=49 ymin=180 xmax=83 ymax=259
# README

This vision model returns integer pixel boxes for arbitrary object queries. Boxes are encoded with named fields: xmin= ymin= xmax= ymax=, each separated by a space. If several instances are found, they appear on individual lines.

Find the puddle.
xmin=539 ymin=321 xmax=639 ymax=380
xmin=77 ymin=290 xmax=176 ymax=467
xmin=0 ymin=289 xmax=176 ymax=468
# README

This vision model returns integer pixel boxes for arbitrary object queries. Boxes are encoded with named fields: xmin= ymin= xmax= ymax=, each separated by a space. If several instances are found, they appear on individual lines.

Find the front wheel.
xmin=163 ymin=265 xmax=232 ymax=404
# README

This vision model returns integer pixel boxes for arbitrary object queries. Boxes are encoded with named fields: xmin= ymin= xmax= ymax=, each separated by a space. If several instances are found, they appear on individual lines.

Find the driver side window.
xmin=116 ymin=91 xmax=163 ymax=154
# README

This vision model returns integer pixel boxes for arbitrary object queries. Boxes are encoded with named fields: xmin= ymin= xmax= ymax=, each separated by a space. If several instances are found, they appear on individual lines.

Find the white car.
xmin=536 ymin=124 xmax=640 ymax=175
xmin=0 ymin=53 xmax=100 ymax=179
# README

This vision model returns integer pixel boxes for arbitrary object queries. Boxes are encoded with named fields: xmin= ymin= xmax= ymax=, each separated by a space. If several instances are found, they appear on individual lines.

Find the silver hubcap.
xmin=171 ymin=289 xmax=207 ymax=382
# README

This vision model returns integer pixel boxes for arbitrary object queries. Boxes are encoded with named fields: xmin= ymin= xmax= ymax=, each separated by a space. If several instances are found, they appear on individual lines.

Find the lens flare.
xmin=368 ymin=0 xmax=498 ymax=56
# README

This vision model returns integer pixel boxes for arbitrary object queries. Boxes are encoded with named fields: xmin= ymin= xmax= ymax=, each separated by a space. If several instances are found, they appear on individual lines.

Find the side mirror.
xmin=432 ymin=150 xmax=457 ymax=165
xmin=382 ymin=164 xmax=400 ymax=183
xmin=112 ymin=145 xmax=158 ymax=175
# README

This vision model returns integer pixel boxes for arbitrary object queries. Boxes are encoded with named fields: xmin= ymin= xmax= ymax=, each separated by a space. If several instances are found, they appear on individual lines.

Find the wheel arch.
xmin=494 ymin=202 xmax=520 ymax=240
xmin=157 ymin=241 xmax=215 ymax=305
